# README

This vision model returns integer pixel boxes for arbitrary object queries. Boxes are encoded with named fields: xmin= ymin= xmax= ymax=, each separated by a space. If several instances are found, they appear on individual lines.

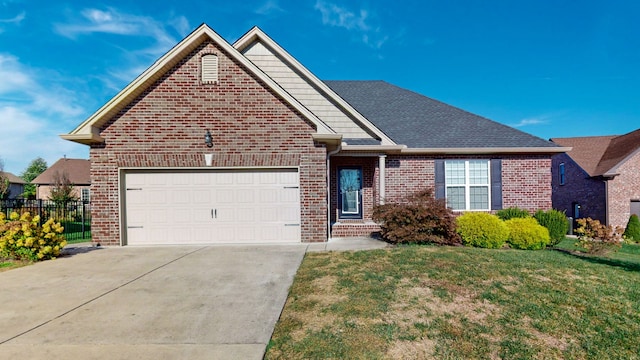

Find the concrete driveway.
xmin=0 ymin=245 xmax=307 ymax=360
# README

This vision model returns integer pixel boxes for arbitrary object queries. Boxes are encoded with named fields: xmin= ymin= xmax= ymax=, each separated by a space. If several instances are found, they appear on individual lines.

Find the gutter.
xmin=339 ymin=145 xmax=571 ymax=155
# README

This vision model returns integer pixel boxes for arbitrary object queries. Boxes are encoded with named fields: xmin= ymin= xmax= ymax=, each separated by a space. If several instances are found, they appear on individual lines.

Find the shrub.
xmin=372 ymin=189 xmax=461 ymax=245
xmin=575 ymin=217 xmax=623 ymax=255
xmin=456 ymin=212 xmax=509 ymax=249
xmin=0 ymin=211 xmax=67 ymax=261
xmin=534 ymin=209 xmax=570 ymax=246
xmin=623 ymin=214 xmax=640 ymax=242
xmin=496 ymin=207 xmax=531 ymax=221
xmin=504 ymin=217 xmax=550 ymax=250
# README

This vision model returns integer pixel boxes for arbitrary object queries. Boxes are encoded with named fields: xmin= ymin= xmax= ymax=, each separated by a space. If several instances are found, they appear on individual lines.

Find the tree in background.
xmin=49 ymin=171 xmax=79 ymax=204
xmin=0 ymin=157 xmax=9 ymax=199
xmin=21 ymin=157 xmax=48 ymax=199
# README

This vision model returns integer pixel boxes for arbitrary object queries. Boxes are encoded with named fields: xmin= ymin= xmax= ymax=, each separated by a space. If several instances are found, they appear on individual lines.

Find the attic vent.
xmin=201 ymin=54 xmax=218 ymax=84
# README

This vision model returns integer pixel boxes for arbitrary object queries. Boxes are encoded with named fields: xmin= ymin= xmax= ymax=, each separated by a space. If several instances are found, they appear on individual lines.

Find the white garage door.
xmin=124 ymin=169 xmax=300 ymax=245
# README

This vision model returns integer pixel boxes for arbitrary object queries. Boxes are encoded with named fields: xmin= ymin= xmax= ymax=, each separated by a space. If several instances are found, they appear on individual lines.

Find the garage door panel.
xmin=125 ymin=169 xmax=301 ymax=245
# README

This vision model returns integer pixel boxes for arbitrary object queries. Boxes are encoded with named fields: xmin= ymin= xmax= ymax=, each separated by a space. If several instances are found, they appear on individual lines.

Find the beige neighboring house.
xmin=1 ymin=171 xmax=27 ymax=199
xmin=31 ymin=158 xmax=91 ymax=201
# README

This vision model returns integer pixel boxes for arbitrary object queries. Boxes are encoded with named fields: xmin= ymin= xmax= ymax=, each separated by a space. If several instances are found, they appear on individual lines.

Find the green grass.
xmin=266 ymin=243 xmax=640 ymax=359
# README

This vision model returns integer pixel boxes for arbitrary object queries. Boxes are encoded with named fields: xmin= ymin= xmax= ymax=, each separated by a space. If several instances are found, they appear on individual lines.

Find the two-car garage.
xmin=122 ymin=169 xmax=301 ymax=245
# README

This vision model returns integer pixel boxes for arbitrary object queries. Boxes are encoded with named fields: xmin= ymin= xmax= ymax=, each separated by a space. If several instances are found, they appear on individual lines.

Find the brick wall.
xmin=551 ymin=153 xmax=606 ymax=225
xmin=329 ymin=155 xmax=552 ymax=237
xmin=501 ymin=156 xmax=553 ymax=211
xmin=90 ymin=40 xmax=327 ymax=245
xmin=606 ymin=151 xmax=640 ymax=229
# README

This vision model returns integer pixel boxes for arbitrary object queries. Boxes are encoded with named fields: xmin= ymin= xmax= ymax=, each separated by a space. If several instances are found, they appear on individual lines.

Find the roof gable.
xmin=1 ymin=172 xmax=26 ymax=185
xmin=233 ymin=27 xmax=394 ymax=145
xmin=553 ymin=128 xmax=640 ymax=177
xmin=32 ymin=158 xmax=91 ymax=185
xmin=61 ymin=24 xmax=334 ymax=145
xmin=326 ymin=81 xmax=563 ymax=152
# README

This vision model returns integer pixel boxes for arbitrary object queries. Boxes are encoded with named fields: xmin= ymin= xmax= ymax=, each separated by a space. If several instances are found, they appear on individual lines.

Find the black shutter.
xmin=491 ymin=159 xmax=502 ymax=210
xmin=435 ymin=160 xmax=445 ymax=199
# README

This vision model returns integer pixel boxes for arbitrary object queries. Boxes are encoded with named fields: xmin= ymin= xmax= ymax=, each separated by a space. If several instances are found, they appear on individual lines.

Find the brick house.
xmin=31 ymin=158 xmax=91 ymax=201
xmin=551 ymin=128 xmax=640 ymax=230
xmin=62 ymin=24 xmax=567 ymax=246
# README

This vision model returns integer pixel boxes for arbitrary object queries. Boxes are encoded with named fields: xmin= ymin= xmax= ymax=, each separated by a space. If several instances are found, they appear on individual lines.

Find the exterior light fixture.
xmin=204 ymin=130 xmax=213 ymax=148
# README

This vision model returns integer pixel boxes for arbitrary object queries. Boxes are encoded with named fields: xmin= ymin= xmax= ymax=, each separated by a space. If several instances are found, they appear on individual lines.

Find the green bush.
xmin=456 ymin=212 xmax=508 ymax=249
xmin=534 ymin=209 xmax=570 ymax=246
xmin=0 ymin=211 xmax=67 ymax=261
xmin=372 ymin=189 xmax=461 ymax=245
xmin=505 ymin=217 xmax=550 ymax=250
xmin=496 ymin=207 xmax=531 ymax=221
xmin=623 ymin=214 xmax=640 ymax=242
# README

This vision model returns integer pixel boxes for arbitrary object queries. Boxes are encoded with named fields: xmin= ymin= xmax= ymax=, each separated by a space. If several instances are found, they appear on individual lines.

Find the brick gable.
xmin=90 ymin=40 xmax=327 ymax=245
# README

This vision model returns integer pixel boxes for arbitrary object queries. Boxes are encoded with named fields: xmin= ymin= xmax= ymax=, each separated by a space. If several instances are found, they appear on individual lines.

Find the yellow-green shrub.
xmin=505 ymin=217 xmax=550 ymax=250
xmin=0 ymin=211 xmax=67 ymax=261
xmin=456 ymin=212 xmax=509 ymax=249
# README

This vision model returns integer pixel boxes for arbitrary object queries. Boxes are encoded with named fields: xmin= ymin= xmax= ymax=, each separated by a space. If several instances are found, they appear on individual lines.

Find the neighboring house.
xmin=551 ymin=128 xmax=640 ymax=230
xmin=62 ymin=24 xmax=567 ymax=246
xmin=0 ymin=172 xmax=26 ymax=199
xmin=31 ymin=158 xmax=91 ymax=201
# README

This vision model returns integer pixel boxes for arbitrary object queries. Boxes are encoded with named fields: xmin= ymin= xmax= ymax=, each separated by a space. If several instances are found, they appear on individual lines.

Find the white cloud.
xmin=0 ymin=54 xmax=88 ymax=174
xmin=0 ymin=11 xmax=25 ymax=24
xmin=315 ymin=0 xmax=369 ymax=31
xmin=54 ymin=7 xmax=182 ymax=56
xmin=511 ymin=117 xmax=549 ymax=128
xmin=314 ymin=0 xmax=388 ymax=49
xmin=255 ymin=0 xmax=285 ymax=15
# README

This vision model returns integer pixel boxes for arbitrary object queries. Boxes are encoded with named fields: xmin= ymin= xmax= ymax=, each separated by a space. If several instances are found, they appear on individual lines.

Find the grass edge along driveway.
xmin=266 ymin=240 xmax=640 ymax=359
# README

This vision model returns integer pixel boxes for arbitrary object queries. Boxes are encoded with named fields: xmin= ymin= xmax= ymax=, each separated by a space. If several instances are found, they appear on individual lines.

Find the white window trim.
xmin=445 ymin=160 xmax=491 ymax=211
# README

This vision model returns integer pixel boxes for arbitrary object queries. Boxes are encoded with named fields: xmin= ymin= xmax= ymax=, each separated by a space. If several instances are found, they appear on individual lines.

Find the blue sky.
xmin=1 ymin=0 xmax=638 ymax=174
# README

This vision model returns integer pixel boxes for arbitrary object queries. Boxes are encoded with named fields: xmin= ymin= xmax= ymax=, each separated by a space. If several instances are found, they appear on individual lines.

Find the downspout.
xmin=604 ymin=179 xmax=610 ymax=226
xmin=326 ymin=145 xmax=342 ymax=241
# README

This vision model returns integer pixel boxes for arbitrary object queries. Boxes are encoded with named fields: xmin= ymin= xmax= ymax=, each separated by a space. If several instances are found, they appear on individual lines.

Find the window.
xmin=82 ymin=188 xmax=90 ymax=203
xmin=201 ymin=54 xmax=218 ymax=84
xmin=444 ymin=160 xmax=490 ymax=211
xmin=559 ymin=163 xmax=566 ymax=185
xmin=338 ymin=167 xmax=363 ymax=219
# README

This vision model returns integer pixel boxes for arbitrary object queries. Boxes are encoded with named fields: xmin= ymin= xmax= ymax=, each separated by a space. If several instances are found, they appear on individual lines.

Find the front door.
xmin=338 ymin=167 xmax=363 ymax=219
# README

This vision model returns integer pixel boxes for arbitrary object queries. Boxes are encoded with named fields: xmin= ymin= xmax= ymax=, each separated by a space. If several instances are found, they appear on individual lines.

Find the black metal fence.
xmin=0 ymin=199 xmax=91 ymax=242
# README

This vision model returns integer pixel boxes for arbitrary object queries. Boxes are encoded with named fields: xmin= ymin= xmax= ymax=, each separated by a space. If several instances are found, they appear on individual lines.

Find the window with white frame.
xmin=82 ymin=188 xmax=90 ymax=203
xmin=445 ymin=160 xmax=490 ymax=211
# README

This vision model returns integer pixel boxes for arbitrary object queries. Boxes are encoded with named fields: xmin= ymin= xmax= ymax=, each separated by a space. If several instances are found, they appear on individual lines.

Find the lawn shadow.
xmin=553 ymin=248 xmax=640 ymax=272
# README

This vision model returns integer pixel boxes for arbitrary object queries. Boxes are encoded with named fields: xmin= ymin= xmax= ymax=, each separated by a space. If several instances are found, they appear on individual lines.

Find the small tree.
xmin=0 ymin=157 xmax=9 ymax=200
xmin=623 ymin=214 xmax=640 ymax=242
xmin=48 ymin=171 xmax=79 ymax=204
xmin=21 ymin=157 xmax=48 ymax=199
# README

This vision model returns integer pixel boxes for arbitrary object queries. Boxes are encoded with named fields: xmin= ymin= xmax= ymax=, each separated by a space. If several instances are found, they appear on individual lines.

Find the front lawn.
xmin=266 ymin=243 xmax=640 ymax=359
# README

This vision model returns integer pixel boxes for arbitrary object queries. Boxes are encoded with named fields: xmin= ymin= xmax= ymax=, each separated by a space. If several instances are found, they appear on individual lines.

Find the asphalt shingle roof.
xmin=325 ymin=80 xmax=559 ymax=149
xmin=0 ymin=172 xmax=26 ymax=184
xmin=32 ymin=158 xmax=91 ymax=185
xmin=552 ymin=128 xmax=640 ymax=177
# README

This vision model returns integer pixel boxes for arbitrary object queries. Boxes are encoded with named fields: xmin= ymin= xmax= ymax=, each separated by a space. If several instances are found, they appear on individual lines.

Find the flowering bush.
xmin=0 ymin=211 xmax=67 ymax=261
xmin=575 ymin=217 xmax=623 ymax=255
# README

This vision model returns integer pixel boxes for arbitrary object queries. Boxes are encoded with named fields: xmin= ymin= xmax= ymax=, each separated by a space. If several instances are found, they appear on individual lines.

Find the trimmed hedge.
xmin=496 ymin=207 xmax=530 ymax=221
xmin=534 ymin=209 xmax=570 ymax=246
xmin=505 ymin=217 xmax=550 ymax=250
xmin=456 ymin=212 xmax=508 ymax=249
xmin=623 ymin=214 xmax=640 ymax=242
